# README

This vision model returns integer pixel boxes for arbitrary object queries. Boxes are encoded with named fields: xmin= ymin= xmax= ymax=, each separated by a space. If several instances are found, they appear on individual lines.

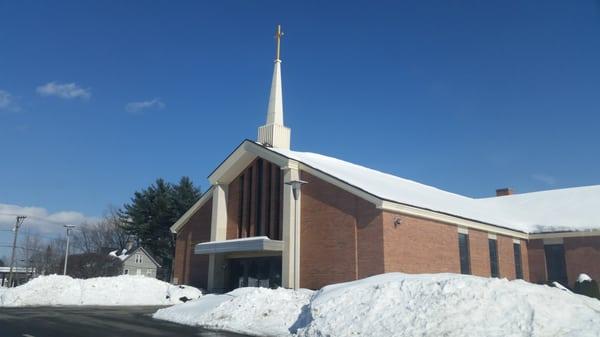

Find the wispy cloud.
xmin=0 ymin=203 xmax=99 ymax=235
xmin=0 ymin=89 xmax=20 ymax=111
xmin=125 ymin=98 xmax=165 ymax=113
xmin=532 ymin=173 xmax=557 ymax=186
xmin=36 ymin=82 xmax=91 ymax=100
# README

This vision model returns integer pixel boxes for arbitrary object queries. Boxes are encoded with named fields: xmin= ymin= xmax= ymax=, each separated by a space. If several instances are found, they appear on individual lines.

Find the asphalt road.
xmin=0 ymin=306 xmax=254 ymax=337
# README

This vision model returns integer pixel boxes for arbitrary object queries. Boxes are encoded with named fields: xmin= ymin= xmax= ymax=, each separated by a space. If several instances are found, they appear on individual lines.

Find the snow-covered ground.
xmin=154 ymin=273 xmax=600 ymax=337
xmin=155 ymin=287 xmax=312 ymax=336
xmin=0 ymin=275 xmax=201 ymax=307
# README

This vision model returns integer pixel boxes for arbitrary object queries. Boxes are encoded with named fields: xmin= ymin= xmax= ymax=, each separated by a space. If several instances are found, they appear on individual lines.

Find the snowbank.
xmin=0 ymin=275 xmax=201 ymax=307
xmin=154 ymin=287 xmax=312 ymax=337
xmin=154 ymin=273 xmax=600 ymax=337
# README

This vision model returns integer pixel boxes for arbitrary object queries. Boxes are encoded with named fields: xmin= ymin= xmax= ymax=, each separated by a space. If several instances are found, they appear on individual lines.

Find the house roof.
xmin=110 ymin=247 xmax=162 ymax=267
xmin=173 ymin=139 xmax=600 ymax=236
xmin=268 ymin=146 xmax=600 ymax=234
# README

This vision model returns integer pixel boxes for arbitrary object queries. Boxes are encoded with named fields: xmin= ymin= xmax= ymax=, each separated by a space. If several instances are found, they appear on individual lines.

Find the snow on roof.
xmin=269 ymin=147 xmax=600 ymax=234
xmin=108 ymin=249 xmax=129 ymax=261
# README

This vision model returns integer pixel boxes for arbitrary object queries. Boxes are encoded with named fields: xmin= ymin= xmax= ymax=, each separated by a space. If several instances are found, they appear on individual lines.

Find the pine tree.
xmin=120 ymin=177 xmax=200 ymax=281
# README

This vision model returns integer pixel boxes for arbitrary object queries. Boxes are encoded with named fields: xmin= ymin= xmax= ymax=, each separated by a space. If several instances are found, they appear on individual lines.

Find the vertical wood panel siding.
xmin=228 ymin=159 xmax=283 ymax=240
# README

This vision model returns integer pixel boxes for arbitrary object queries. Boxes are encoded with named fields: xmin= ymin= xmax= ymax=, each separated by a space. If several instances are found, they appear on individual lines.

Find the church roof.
xmin=268 ymin=146 xmax=600 ymax=234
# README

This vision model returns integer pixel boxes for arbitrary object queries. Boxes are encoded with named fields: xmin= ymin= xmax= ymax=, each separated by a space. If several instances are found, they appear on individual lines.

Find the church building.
xmin=171 ymin=26 xmax=600 ymax=292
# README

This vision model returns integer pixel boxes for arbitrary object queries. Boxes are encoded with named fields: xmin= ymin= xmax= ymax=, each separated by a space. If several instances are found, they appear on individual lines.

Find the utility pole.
xmin=7 ymin=216 xmax=26 ymax=287
xmin=63 ymin=224 xmax=75 ymax=275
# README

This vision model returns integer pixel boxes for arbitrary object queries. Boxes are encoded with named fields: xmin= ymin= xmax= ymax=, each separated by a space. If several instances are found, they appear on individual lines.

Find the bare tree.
xmin=74 ymin=207 xmax=130 ymax=254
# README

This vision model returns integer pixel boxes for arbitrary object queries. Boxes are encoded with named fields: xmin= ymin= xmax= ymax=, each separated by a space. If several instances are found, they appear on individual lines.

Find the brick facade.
xmin=299 ymin=171 xmax=377 ymax=289
xmin=564 ymin=237 xmax=600 ymax=286
xmin=382 ymin=212 xmax=460 ymax=274
xmin=172 ymin=198 xmax=212 ymax=289
xmin=171 ymin=155 xmax=600 ymax=291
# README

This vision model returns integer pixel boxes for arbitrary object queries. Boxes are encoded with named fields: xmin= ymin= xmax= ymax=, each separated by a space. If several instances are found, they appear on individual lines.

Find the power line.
xmin=0 ymin=213 xmax=89 ymax=227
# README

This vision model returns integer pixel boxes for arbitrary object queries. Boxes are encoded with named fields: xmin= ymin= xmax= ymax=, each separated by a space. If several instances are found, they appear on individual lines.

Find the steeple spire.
xmin=258 ymin=25 xmax=291 ymax=149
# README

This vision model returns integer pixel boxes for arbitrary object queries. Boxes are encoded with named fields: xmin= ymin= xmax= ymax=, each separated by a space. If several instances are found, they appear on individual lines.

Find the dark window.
xmin=513 ymin=243 xmax=523 ymax=279
xmin=545 ymin=244 xmax=568 ymax=285
xmin=489 ymin=239 xmax=499 ymax=277
xmin=458 ymin=233 xmax=471 ymax=274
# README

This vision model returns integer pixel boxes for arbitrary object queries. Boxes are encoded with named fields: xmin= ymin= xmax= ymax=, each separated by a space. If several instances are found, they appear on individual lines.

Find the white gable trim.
xmin=170 ymin=186 xmax=214 ymax=233
xmin=529 ymin=230 xmax=600 ymax=240
xmin=379 ymin=200 xmax=529 ymax=239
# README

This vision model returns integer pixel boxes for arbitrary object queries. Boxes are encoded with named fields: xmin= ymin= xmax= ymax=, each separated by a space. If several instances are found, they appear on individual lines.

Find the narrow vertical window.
xmin=544 ymin=244 xmax=568 ymax=284
xmin=513 ymin=243 xmax=523 ymax=279
xmin=489 ymin=239 xmax=499 ymax=277
xmin=458 ymin=233 xmax=471 ymax=274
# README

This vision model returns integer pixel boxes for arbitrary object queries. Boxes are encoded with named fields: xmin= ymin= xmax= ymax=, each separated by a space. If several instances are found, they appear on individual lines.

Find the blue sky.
xmin=1 ymin=1 xmax=600 ymax=245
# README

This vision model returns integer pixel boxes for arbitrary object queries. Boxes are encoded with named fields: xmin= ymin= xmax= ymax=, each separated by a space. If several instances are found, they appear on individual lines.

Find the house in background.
xmin=171 ymin=26 xmax=600 ymax=292
xmin=109 ymin=246 xmax=160 ymax=278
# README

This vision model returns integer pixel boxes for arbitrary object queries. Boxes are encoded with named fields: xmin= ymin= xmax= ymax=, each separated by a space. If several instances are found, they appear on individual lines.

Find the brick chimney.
xmin=496 ymin=188 xmax=514 ymax=197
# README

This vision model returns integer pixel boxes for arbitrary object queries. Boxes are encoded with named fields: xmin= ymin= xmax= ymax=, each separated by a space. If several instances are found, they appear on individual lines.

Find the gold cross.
xmin=275 ymin=25 xmax=284 ymax=61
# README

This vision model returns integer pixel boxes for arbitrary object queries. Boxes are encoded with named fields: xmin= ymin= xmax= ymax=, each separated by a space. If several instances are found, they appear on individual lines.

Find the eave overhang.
xmin=194 ymin=236 xmax=284 ymax=255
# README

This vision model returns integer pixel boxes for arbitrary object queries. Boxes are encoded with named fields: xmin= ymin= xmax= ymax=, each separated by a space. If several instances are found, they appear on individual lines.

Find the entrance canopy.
xmin=195 ymin=236 xmax=284 ymax=255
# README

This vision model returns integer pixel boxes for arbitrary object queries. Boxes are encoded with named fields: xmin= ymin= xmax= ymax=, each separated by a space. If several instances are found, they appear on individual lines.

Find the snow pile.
xmin=0 ymin=275 xmax=201 ymax=307
xmin=154 ymin=287 xmax=312 ymax=336
xmin=296 ymin=273 xmax=600 ymax=337
xmin=155 ymin=273 xmax=600 ymax=337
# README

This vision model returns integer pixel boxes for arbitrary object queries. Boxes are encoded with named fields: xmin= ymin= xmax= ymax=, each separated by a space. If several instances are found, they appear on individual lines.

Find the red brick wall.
xmin=173 ymin=198 xmax=212 ymax=289
xmin=381 ymin=214 xmax=527 ymax=281
xmin=468 ymin=229 xmax=491 ymax=277
xmin=498 ymin=235 xmax=516 ymax=279
xmin=564 ymin=237 xmax=600 ymax=286
xmin=520 ymin=241 xmax=530 ymax=281
xmin=300 ymin=172 xmax=384 ymax=289
xmin=382 ymin=212 xmax=460 ymax=274
xmin=527 ymin=239 xmax=547 ymax=283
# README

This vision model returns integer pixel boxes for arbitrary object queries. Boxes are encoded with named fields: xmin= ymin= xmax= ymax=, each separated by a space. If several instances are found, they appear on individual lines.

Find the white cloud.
xmin=532 ymin=173 xmax=557 ymax=186
xmin=36 ymin=82 xmax=91 ymax=100
xmin=125 ymin=98 xmax=165 ymax=113
xmin=0 ymin=203 xmax=99 ymax=235
xmin=0 ymin=90 xmax=20 ymax=111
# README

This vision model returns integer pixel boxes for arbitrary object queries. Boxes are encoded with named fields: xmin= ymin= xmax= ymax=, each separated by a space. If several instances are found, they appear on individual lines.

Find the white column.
xmin=208 ymin=183 xmax=228 ymax=291
xmin=281 ymin=164 xmax=301 ymax=289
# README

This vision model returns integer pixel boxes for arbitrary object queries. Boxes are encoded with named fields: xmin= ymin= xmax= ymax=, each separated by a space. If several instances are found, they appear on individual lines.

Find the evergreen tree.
xmin=120 ymin=177 xmax=200 ymax=280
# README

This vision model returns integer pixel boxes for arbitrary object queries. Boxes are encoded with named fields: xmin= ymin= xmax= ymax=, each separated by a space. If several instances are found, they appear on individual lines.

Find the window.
xmin=545 ymin=244 xmax=568 ymax=284
xmin=135 ymin=254 xmax=142 ymax=263
xmin=513 ymin=243 xmax=523 ymax=279
xmin=146 ymin=269 xmax=152 ymax=276
xmin=458 ymin=233 xmax=471 ymax=274
xmin=124 ymin=269 xmax=129 ymax=275
xmin=489 ymin=239 xmax=499 ymax=277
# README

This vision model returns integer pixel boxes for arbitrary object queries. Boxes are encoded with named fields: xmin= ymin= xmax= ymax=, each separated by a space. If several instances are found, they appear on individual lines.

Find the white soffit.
xmin=195 ymin=236 xmax=284 ymax=255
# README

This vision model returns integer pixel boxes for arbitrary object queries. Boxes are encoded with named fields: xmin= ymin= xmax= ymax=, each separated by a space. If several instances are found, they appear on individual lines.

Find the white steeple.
xmin=258 ymin=25 xmax=291 ymax=149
